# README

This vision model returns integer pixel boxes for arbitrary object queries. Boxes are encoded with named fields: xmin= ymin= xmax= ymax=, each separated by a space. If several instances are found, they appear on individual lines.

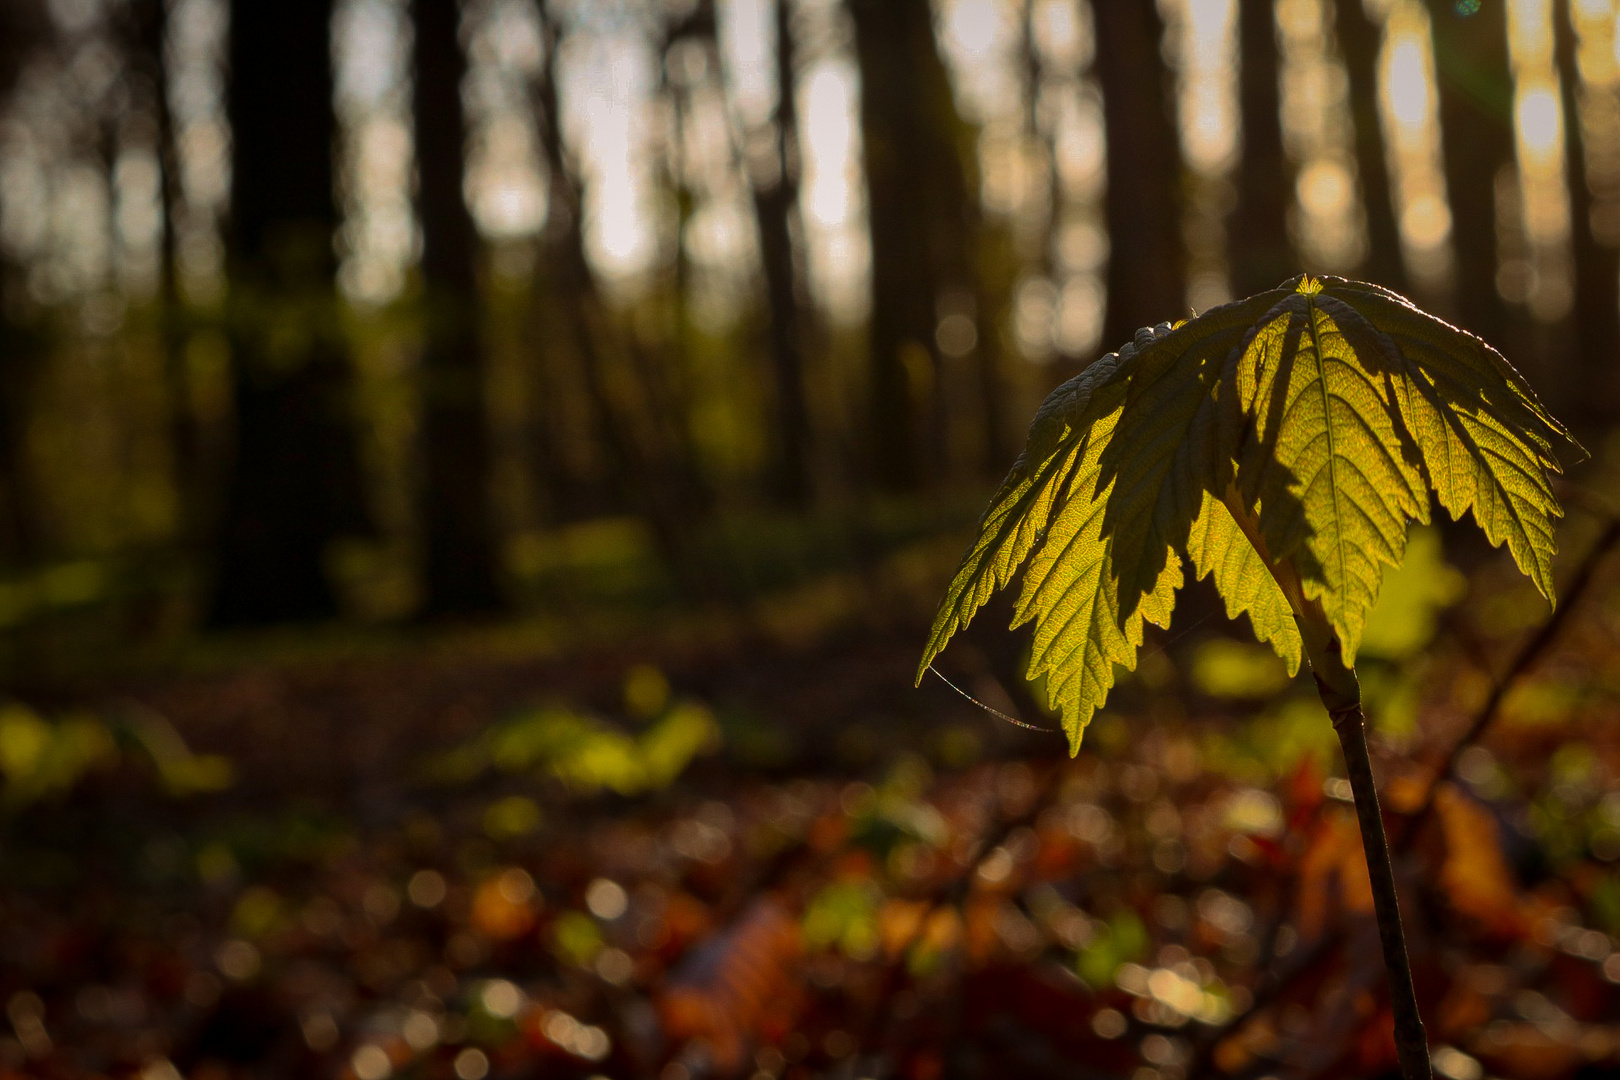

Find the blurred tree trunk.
xmin=531 ymin=17 xmax=631 ymax=509
xmin=1427 ymin=0 xmax=1513 ymax=345
xmin=1337 ymin=0 xmax=1407 ymax=292
xmin=1554 ymin=0 xmax=1620 ymax=418
xmin=748 ymin=0 xmax=813 ymax=504
xmin=1233 ymin=0 xmax=1295 ymax=295
xmin=411 ymin=0 xmax=503 ymax=615
xmin=0 ymin=308 xmax=40 ymax=568
xmin=530 ymin=14 xmax=635 ymax=521
xmin=645 ymin=8 xmax=716 ymax=516
xmin=972 ymin=224 xmax=1012 ymax=476
xmin=210 ymin=0 xmax=371 ymax=626
xmin=849 ymin=0 xmax=989 ymax=490
xmin=529 ymin=6 xmax=719 ymax=599
xmin=1091 ymin=0 xmax=1186 ymax=347
xmin=131 ymin=0 xmax=203 ymax=547
xmin=0 ymin=1 xmax=45 ymax=566
xmin=849 ymin=0 xmax=932 ymax=490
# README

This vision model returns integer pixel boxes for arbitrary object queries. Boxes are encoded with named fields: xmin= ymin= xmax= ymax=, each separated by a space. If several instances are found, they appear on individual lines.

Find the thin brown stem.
xmin=1302 ymin=623 xmax=1429 ymax=1080
xmin=1193 ymin=520 xmax=1619 ymax=1079
xmin=1329 ymin=700 xmax=1431 ymax=1080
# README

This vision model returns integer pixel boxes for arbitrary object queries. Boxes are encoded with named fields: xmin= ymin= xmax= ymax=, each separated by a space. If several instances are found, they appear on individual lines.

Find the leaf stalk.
xmin=1310 ymin=640 xmax=1432 ymax=1080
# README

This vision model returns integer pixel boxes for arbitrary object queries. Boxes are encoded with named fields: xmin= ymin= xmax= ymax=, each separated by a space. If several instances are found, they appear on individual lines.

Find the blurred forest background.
xmin=0 ymin=0 xmax=1616 ymax=652
xmin=8 ymin=0 xmax=1620 ymax=1078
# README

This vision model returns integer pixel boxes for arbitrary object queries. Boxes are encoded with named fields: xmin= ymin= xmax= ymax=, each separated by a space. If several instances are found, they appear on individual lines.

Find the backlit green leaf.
xmin=921 ymin=274 xmax=1578 ymax=751
xmin=917 ymin=330 xmax=1180 ymax=748
xmin=918 ymin=345 xmax=1129 ymax=669
xmin=1321 ymin=281 xmax=1570 ymax=601
xmin=1233 ymin=287 xmax=1428 ymax=663
xmin=1185 ymin=492 xmax=1302 ymax=675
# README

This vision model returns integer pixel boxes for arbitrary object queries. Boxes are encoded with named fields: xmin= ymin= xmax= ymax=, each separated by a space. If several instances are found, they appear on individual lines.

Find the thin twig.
xmin=1401 ymin=517 xmax=1620 ymax=845
xmin=1186 ymin=935 xmax=1337 ymax=1080
xmin=858 ymin=761 xmax=1066 ymax=1054
xmin=1184 ymin=845 xmax=1315 ymax=1080
xmin=1298 ymin=617 xmax=1431 ymax=1080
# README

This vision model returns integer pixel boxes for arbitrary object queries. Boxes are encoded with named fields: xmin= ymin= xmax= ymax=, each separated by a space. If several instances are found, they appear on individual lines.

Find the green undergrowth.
xmin=0 ymin=492 xmax=989 ymax=687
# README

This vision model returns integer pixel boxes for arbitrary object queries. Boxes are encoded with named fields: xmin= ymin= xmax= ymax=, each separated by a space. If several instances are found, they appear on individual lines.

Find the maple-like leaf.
xmin=917 ymin=326 xmax=1181 ymax=745
xmin=1185 ymin=492 xmax=1301 ymax=676
xmin=920 ymin=275 xmax=1579 ymax=751
xmin=1231 ymin=289 xmax=1429 ymax=662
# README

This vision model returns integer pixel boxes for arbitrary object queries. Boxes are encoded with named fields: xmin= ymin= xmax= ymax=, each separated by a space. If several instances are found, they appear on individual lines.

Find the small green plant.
xmin=920 ymin=275 xmax=1582 ymax=1080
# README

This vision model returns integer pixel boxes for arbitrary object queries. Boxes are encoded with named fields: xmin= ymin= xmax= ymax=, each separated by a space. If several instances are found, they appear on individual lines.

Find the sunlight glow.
xmin=718 ymin=0 xmax=775 ymax=129
xmin=467 ymin=115 xmax=546 ymax=239
xmin=1297 ymin=158 xmax=1354 ymax=217
xmin=1379 ymin=3 xmax=1453 ymax=289
xmin=1031 ymin=0 xmax=1087 ymax=68
xmin=169 ymin=0 xmax=230 ymax=304
xmin=1277 ymin=0 xmax=1363 ymax=270
xmin=935 ymin=0 xmax=1109 ymax=356
xmin=1517 ymin=82 xmax=1563 ymax=163
xmin=1178 ymin=0 xmax=1239 ymax=175
xmin=1165 ymin=0 xmax=1238 ymax=313
xmin=1057 ymin=275 xmax=1105 ymax=355
xmin=1050 ymin=94 xmax=1099 ymax=194
xmin=801 ymin=65 xmax=855 ymax=229
xmin=1385 ymin=36 xmax=1431 ymax=130
xmin=943 ymin=0 xmax=1010 ymax=59
xmin=1510 ymin=0 xmax=1554 ymax=64
xmin=1401 ymin=191 xmax=1451 ymax=249
xmin=1571 ymin=0 xmax=1620 ymax=244
xmin=799 ymin=56 xmax=869 ymax=323
xmin=334 ymin=0 xmax=415 ymax=304
xmin=464 ymin=0 xmax=548 ymax=244
xmin=936 ymin=0 xmax=1021 ymax=129
xmin=114 ymin=150 xmax=162 ymax=295
xmin=1508 ymin=0 xmax=1574 ymax=319
xmin=562 ymin=32 xmax=658 ymax=281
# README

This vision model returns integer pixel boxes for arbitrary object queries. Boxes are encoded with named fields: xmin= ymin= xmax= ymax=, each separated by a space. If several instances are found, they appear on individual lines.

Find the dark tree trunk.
xmin=211 ymin=0 xmax=371 ymax=626
xmin=1091 ymin=0 xmax=1186 ymax=348
xmin=1427 ymin=0 xmax=1514 ymax=345
xmin=1336 ymin=0 xmax=1407 ymax=292
xmin=0 ymin=312 xmax=41 ymax=567
xmin=749 ymin=0 xmax=812 ymax=504
xmin=849 ymin=0 xmax=933 ymax=491
xmin=0 ymin=0 xmax=46 ymax=567
xmin=644 ymin=7 xmax=717 ymax=517
xmin=132 ymin=0 xmax=202 ymax=545
xmin=411 ymin=0 xmax=503 ymax=615
xmin=849 ymin=0 xmax=982 ymax=490
xmin=1233 ymin=0 xmax=1296 ymax=295
xmin=973 ymin=229 xmax=1012 ymax=476
xmin=1554 ymin=0 xmax=1620 ymax=418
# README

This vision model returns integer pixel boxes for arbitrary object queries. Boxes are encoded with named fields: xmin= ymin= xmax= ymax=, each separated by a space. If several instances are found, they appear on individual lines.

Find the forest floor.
xmin=5 ymin=510 xmax=1620 ymax=1080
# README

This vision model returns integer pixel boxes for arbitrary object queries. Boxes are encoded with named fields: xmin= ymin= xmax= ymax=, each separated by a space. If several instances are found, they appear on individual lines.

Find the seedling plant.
xmin=920 ymin=274 xmax=1582 ymax=1080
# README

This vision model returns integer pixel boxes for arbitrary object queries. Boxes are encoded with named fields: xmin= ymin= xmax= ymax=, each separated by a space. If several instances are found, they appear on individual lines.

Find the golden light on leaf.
xmin=920 ymin=276 xmax=1577 ymax=750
